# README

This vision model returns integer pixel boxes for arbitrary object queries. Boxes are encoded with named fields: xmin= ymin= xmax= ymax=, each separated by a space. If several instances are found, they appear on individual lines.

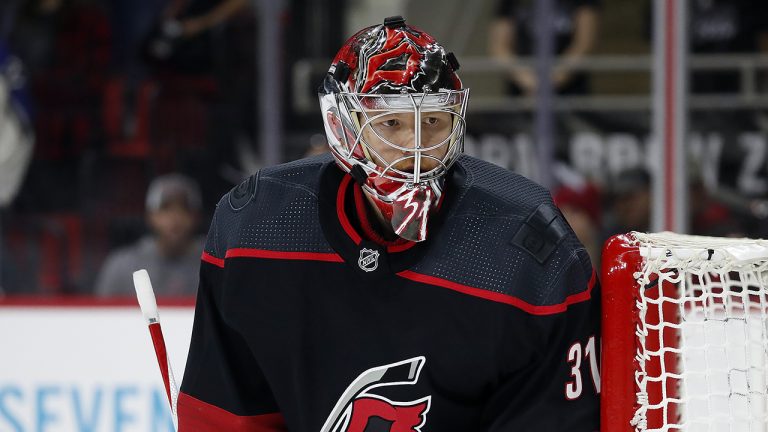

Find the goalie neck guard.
xmin=318 ymin=16 xmax=469 ymax=242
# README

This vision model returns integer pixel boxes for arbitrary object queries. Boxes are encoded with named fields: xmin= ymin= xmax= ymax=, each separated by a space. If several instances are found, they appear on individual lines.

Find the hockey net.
xmin=602 ymin=232 xmax=768 ymax=431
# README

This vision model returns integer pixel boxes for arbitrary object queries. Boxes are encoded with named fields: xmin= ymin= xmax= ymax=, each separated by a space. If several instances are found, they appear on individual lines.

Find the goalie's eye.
xmin=372 ymin=114 xmax=403 ymax=130
xmin=423 ymin=116 xmax=440 ymax=125
xmin=381 ymin=119 xmax=399 ymax=127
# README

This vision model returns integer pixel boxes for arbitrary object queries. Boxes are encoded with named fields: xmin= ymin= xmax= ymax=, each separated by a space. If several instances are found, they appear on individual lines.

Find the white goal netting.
xmin=631 ymin=232 xmax=768 ymax=432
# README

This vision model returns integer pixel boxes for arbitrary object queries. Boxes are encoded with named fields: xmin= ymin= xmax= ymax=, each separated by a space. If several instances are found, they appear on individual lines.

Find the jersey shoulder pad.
xmin=411 ymin=156 xmax=593 ymax=312
xmin=453 ymin=155 xmax=552 ymax=218
xmin=228 ymin=172 xmax=259 ymax=211
xmin=511 ymin=203 xmax=571 ymax=264
xmin=204 ymin=154 xmax=336 ymax=260
xmin=258 ymin=153 xmax=333 ymax=189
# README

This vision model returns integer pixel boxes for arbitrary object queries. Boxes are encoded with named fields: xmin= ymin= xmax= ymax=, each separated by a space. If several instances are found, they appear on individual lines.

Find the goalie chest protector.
xmin=183 ymin=153 xmax=600 ymax=431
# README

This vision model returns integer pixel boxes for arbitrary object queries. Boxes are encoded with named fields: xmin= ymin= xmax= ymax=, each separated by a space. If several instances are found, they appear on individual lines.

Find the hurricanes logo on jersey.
xmin=321 ymin=357 xmax=431 ymax=432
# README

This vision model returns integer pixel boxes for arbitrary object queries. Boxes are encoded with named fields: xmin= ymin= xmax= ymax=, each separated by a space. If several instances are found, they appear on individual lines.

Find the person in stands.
xmin=95 ymin=173 xmax=204 ymax=297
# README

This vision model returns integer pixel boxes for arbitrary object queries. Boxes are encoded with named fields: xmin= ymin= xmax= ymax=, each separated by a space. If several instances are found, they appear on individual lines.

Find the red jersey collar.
xmin=335 ymin=174 xmax=417 ymax=253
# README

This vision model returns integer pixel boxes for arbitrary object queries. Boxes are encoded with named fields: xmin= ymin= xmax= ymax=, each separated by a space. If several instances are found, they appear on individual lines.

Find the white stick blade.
xmin=133 ymin=269 xmax=159 ymax=322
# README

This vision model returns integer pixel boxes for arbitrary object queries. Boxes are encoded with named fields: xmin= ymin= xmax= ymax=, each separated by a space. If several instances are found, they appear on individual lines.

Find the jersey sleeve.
xmin=179 ymin=201 xmax=288 ymax=431
xmin=483 ymin=258 xmax=601 ymax=431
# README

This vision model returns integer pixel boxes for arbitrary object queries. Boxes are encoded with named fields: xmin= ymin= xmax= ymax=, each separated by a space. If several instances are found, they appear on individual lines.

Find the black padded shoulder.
xmin=228 ymin=172 xmax=259 ymax=211
xmin=203 ymin=154 xmax=336 ymax=259
xmin=259 ymin=153 xmax=333 ymax=188
xmin=511 ymin=203 xmax=571 ymax=264
xmin=412 ymin=155 xmax=594 ymax=311
xmin=452 ymin=155 xmax=553 ymax=218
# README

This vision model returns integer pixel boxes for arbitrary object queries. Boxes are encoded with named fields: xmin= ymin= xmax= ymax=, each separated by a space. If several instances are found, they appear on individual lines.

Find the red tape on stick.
xmin=149 ymin=322 xmax=173 ymax=408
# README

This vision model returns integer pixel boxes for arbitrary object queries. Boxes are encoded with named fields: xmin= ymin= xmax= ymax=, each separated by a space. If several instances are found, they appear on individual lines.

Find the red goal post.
xmin=601 ymin=232 xmax=768 ymax=431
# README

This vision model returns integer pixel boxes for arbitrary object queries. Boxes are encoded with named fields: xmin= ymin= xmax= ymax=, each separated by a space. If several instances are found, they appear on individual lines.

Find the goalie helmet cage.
xmin=601 ymin=232 xmax=768 ymax=431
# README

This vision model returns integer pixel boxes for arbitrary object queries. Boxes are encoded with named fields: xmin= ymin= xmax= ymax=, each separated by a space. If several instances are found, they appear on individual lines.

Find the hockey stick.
xmin=133 ymin=269 xmax=179 ymax=430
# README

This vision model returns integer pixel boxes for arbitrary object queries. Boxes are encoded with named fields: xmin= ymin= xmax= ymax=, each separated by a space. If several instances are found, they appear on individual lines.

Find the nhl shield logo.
xmin=358 ymin=248 xmax=379 ymax=272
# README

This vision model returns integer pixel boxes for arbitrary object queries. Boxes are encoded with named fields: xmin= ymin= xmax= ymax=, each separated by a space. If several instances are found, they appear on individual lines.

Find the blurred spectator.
xmin=303 ymin=133 xmax=331 ymax=158
xmin=142 ymin=0 xmax=252 ymax=212
xmin=94 ymin=174 xmax=205 ymax=297
xmin=142 ymin=0 xmax=248 ymax=76
xmin=602 ymin=168 xmax=651 ymax=242
xmin=553 ymin=181 xmax=603 ymax=267
xmin=488 ymin=0 xmax=600 ymax=96
xmin=9 ymin=0 xmax=110 ymax=132
xmin=0 ymin=40 xmax=34 ymax=209
xmin=552 ymin=164 xmax=603 ymax=266
xmin=0 ymin=1 xmax=21 ymax=37
xmin=642 ymin=0 xmax=768 ymax=94
xmin=689 ymin=179 xmax=744 ymax=237
xmin=8 ymin=0 xmax=111 ymax=212
xmin=688 ymin=0 xmax=768 ymax=94
xmin=110 ymin=0 xmax=164 ymax=77
xmin=0 ymin=39 xmax=34 ymax=295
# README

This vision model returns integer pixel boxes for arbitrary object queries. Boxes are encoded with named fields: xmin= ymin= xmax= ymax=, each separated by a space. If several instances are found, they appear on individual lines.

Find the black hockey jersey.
xmin=179 ymin=154 xmax=600 ymax=431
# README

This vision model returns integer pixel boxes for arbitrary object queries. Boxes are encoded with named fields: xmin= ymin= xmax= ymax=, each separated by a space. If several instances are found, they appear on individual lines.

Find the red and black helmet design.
xmin=318 ymin=17 xmax=469 ymax=242
xmin=321 ymin=16 xmax=462 ymax=96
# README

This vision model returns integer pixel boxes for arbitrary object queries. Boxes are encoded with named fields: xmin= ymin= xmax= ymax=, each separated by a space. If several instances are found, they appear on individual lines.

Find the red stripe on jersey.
xmin=201 ymin=251 xmax=225 ymax=268
xmin=387 ymin=240 xmax=417 ymax=253
xmin=226 ymin=248 xmax=344 ymax=263
xmin=397 ymin=268 xmax=597 ymax=316
xmin=352 ymin=181 xmax=416 ymax=253
xmin=177 ymin=392 xmax=287 ymax=431
xmin=336 ymin=175 xmax=363 ymax=245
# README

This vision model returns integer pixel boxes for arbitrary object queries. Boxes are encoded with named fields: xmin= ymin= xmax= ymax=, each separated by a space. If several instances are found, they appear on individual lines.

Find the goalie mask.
xmin=319 ymin=16 xmax=469 ymax=242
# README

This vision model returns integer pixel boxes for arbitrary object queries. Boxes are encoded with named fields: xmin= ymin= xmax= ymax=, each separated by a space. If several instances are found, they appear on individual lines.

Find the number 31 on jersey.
xmin=565 ymin=335 xmax=600 ymax=400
